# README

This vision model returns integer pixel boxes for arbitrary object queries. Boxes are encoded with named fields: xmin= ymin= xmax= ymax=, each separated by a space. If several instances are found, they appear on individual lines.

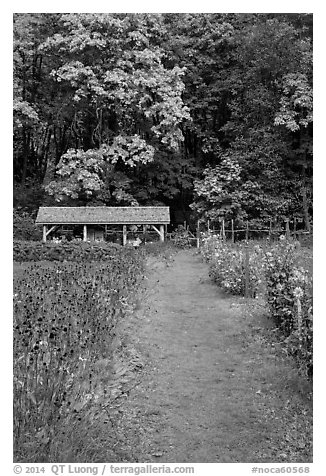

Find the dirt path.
xmin=115 ymin=250 xmax=312 ymax=463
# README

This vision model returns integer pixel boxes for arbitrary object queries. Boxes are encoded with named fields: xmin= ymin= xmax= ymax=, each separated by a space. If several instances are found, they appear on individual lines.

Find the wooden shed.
xmin=35 ymin=206 xmax=170 ymax=244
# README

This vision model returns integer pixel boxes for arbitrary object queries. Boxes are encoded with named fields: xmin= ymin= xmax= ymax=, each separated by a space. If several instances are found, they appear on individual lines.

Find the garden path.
xmin=116 ymin=250 xmax=312 ymax=463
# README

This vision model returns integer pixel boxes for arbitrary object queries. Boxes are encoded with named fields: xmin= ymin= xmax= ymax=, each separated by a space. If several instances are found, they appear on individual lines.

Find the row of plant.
xmin=200 ymin=233 xmax=313 ymax=378
xmin=14 ymin=240 xmax=124 ymax=262
xmin=264 ymin=243 xmax=313 ymax=377
xmin=13 ymin=248 xmax=145 ymax=461
xmin=14 ymin=239 xmax=180 ymax=263
xmin=200 ymin=234 xmax=262 ymax=297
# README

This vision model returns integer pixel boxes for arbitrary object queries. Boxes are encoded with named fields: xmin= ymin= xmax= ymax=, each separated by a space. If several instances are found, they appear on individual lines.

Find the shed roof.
xmin=35 ymin=207 xmax=170 ymax=225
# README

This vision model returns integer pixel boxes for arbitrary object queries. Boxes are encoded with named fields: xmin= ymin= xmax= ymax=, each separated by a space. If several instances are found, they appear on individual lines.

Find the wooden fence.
xmin=200 ymin=218 xmax=311 ymax=243
xmin=166 ymin=218 xmax=311 ymax=249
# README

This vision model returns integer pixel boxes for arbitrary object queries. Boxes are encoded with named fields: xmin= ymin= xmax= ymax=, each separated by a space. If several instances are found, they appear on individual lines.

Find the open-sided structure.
xmin=35 ymin=206 xmax=170 ymax=244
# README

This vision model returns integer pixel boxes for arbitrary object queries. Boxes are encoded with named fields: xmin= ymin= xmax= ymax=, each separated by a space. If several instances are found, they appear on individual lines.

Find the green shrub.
xmin=170 ymin=225 xmax=196 ymax=248
xmin=13 ymin=210 xmax=42 ymax=241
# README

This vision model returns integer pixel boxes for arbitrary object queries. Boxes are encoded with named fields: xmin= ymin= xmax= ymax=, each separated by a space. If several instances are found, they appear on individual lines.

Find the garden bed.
xmin=199 ymin=233 xmax=313 ymax=378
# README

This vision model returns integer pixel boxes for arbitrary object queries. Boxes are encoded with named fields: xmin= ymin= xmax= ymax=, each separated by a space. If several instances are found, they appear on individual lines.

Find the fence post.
xmin=196 ymin=220 xmax=200 ymax=248
xmin=246 ymin=221 xmax=249 ymax=242
xmin=293 ymin=217 xmax=297 ymax=241
xmin=245 ymin=243 xmax=250 ymax=298
xmin=231 ymin=219 xmax=235 ymax=243
xmin=269 ymin=220 xmax=272 ymax=239
xmin=285 ymin=219 xmax=290 ymax=240
xmin=222 ymin=218 xmax=225 ymax=241
xmin=207 ymin=219 xmax=210 ymax=232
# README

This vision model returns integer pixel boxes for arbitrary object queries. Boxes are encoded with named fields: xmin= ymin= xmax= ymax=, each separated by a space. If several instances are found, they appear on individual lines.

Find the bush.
xmin=13 ymin=210 xmax=42 ymax=241
xmin=13 ymin=253 xmax=145 ymax=460
xmin=170 ymin=225 xmax=196 ymax=248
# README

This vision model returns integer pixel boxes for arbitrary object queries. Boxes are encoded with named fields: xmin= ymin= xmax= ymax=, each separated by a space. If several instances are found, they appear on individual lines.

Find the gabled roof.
xmin=35 ymin=207 xmax=170 ymax=225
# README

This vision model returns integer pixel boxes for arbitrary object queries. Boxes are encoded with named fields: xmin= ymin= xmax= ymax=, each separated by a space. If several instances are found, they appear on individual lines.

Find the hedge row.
xmin=13 ymin=240 xmax=127 ymax=262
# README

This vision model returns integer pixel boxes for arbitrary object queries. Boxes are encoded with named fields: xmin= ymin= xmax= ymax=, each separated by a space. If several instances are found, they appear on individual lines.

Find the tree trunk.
xmin=21 ymin=129 xmax=29 ymax=184
xmin=42 ymin=153 xmax=56 ymax=188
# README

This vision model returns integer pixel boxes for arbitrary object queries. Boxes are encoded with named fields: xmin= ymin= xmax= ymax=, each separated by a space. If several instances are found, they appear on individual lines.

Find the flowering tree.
xmin=191 ymin=156 xmax=242 ymax=222
xmin=45 ymin=136 xmax=155 ymax=204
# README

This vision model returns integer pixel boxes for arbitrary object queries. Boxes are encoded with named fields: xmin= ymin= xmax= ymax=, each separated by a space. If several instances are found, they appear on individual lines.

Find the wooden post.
xmin=143 ymin=225 xmax=147 ymax=243
xmin=83 ymin=225 xmax=87 ymax=242
xmin=159 ymin=224 xmax=164 ymax=242
xmin=269 ymin=220 xmax=272 ymax=239
xmin=285 ymin=219 xmax=290 ymax=240
xmin=207 ymin=219 xmax=210 ymax=232
xmin=245 ymin=244 xmax=250 ymax=298
xmin=43 ymin=225 xmax=47 ymax=243
xmin=196 ymin=220 xmax=200 ymax=248
xmin=231 ymin=219 xmax=234 ymax=243
xmin=122 ymin=225 xmax=127 ymax=246
xmin=293 ymin=217 xmax=297 ymax=240
xmin=222 ymin=218 xmax=225 ymax=241
xmin=246 ymin=221 xmax=249 ymax=242
xmin=183 ymin=221 xmax=186 ymax=229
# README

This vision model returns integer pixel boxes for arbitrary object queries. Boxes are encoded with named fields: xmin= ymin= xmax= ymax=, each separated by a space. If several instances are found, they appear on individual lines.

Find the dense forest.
xmin=13 ymin=13 xmax=313 ymax=231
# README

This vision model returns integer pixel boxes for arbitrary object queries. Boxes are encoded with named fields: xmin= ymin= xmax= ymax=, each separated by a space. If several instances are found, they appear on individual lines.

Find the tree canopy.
xmin=13 ymin=13 xmax=313 ymax=228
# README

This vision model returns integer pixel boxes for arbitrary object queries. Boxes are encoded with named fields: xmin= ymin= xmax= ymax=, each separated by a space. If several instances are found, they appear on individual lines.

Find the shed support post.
xmin=83 ymin=225 xmax=87 ymax=242
xmin=123 ymin=225 xmax=127 ymax=246
xmin=151 ymin=225 xmax=164 ymax=241
xmin=160 ymin=224 xmax=164 ymax=242
xmin=43 ymin=225 xmax=47 ymax=243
